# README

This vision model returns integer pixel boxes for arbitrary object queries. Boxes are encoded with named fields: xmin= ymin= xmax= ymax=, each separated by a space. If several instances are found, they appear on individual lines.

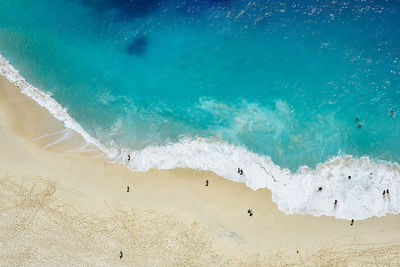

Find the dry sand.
xmin=1 ymin=75 xmax=400 ymax=265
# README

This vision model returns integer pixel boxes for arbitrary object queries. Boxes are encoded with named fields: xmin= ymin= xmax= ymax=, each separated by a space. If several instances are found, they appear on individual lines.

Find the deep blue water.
xmin=1 ymin=0 xmax=400 ymax=171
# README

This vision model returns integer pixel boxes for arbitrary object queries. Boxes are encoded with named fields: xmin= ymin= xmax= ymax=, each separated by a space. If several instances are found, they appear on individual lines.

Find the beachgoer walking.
xmin=383 ymin=190 xmax=386 ymax=196
xmin=387 ymin=189 xmax=389 ymax=194
xmin=127 ymin=186 xmax=130 ymax=192
xmin=350 ymin=219 xmax=354 ymax=226
xmin=205 ymin=180 xmax=209 ymax=187
xmin=238 ymin=168 xmax=241 ymax=174
xmin=120 ymin=251 xmax=123 ymax=259
xmin=334 ymin=200 xmax=337 ymax=206
xmin=348 ymin=176 xmax=351 ymax=180
xmin=240 ymin=169 xmax=244 ymax=175
xmin=248 ymin=209 xmax=252 ymax=213
xmin=318 ymin=187 xmax=322 ymax=191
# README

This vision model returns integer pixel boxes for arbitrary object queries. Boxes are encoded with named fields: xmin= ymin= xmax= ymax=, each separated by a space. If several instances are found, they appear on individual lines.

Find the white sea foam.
xmin=124 ymin=138 xmax=400 ymax=220
xmin=1 ymin=54 xmax=400 ymax=220
xmin=0 ymin=55 xmax=118 ymax=158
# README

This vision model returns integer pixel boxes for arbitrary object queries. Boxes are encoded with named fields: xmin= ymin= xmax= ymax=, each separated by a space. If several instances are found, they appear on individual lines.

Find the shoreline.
xmin=1 ymin=55 xmax=400 ymax=221
xmin=2 ymin=69 xmax=400 ymax=264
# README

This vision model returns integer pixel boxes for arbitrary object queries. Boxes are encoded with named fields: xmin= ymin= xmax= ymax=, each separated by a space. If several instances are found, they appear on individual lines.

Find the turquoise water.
xmin=1 ymin=0 xmax=400 ymax=171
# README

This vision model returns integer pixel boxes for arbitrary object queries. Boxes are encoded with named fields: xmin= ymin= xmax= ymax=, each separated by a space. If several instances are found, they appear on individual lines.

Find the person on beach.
xmin=238 ymin=168 xmax=241 ymax=174
xmin=318 ymin=187 xmax=322 ymax=191
xmin=348 ymin=175 xmax=351 ymax=180
xmin=334 ymin=200 xmax=337 ymax=206
xmin=205 ymin=180 xmax=209 ymax=187
xmin=248 ymin=209 xmax=252 ymax=214
xmin=127 ymin=154 xmax=131 ymax=161
xmin=383 ymin=190 xmax=386 ymax=196
xmin=387 ymin=189 xmax=389 ymax=194
xmin=240 ymin=169 xmax=244 ymax=175
xmin=127 ymin=186 xmax=130 ymax=192
xmin=350 ymin=219 xmax=354 ymax=226
xmin=120 ymin=251 xmax=123 ymax=259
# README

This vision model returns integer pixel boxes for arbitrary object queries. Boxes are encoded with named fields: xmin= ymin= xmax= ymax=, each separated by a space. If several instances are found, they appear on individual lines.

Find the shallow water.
xmin=1 ymin=0 xmax=400 ymax=219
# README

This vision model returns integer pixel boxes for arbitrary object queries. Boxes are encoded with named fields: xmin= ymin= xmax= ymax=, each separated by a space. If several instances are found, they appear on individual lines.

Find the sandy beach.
xmin=1 ymin=75 xmax=400 ymax=265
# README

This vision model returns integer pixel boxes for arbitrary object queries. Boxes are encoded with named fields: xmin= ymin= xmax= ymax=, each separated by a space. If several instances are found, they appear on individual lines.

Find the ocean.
xmin=1 ymin=0 xmax=400 ymax=220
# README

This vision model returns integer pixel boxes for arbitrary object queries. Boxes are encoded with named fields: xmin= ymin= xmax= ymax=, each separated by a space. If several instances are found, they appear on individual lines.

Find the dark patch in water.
xmin=126 ymin=35 xmax=148 ymax=55
xmin=77 ymin=0 xmax=166 ymax=19
xmin=74 ymin=0 xmax=233 ymax=20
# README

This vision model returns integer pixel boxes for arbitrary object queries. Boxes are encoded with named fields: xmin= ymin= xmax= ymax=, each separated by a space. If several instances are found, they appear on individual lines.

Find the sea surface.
xmin=1 ymin=0 xmax=400 ymax=220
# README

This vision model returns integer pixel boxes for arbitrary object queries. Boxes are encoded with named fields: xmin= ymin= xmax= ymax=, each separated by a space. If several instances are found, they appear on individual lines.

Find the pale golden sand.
xmin=1 ymin=76 xmax=400 ymax=265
